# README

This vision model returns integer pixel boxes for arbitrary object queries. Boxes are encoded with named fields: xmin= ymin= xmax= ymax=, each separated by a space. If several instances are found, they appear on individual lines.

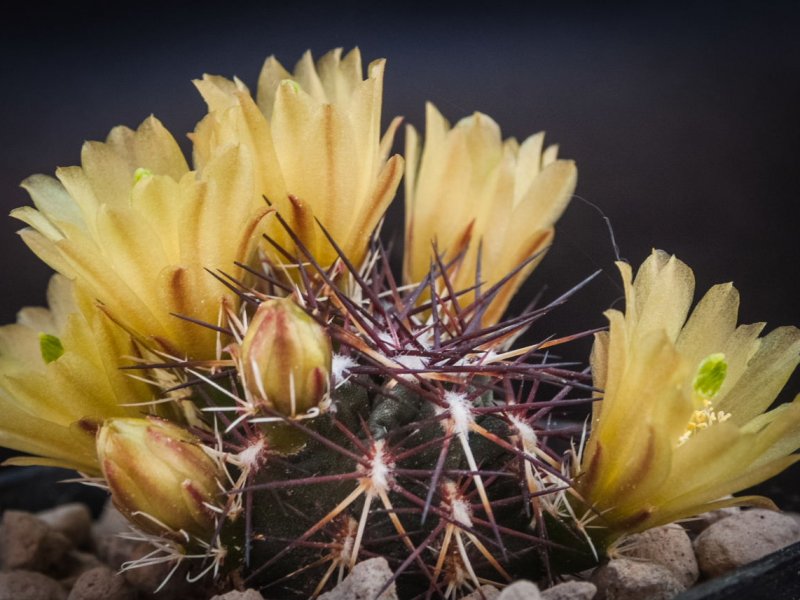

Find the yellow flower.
xmin=0 ymin=276 xmax=153 ymax=474
xmin=404 ymin=103 xmax=577 ymax=325
xmin=576 ymin=250 xmax=800 ymax=537
xmin=192 ymin=47 xmax=404 ymax=271
xmin=13 ymin=117 xmax=269 ymax=359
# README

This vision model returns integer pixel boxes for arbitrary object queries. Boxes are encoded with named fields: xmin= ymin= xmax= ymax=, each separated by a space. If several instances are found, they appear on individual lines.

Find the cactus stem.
xmin=256 ymin=516 xmax=360 ymax=599
xmin=244 ymin=482 xmax=367 ymax=584
xmin=376 ymin=521 xmax=448 ymax=599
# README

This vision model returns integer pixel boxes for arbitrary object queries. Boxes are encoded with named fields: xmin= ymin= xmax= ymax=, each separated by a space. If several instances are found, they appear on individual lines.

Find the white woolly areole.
xmin=509 ymin=415 xmax=538 ymax=453
xmin=441 ymin=390 xmax=474 ymax=436
xmin=237 ymin=437 xmax=266 ymax=469
xmin=451 ymin=496 xmax=473 ymax=528
xmin=442 ymin=481 xmax=473 ymax=528
xmin=339 ymin=527 xmax=355 ymax=560
xmin=364 ymin=440 xmax=393 ymax=493
xmin=393 ymin=354 xmax=429 ymax=380
xmin=376 ymin=328 xmax=397 ymax=347
xmin=332 ymin=354 xmax=358 ymax=387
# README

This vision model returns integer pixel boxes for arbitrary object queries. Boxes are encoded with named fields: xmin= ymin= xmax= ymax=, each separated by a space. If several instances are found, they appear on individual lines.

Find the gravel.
xmin=1 ymin=502 xmax=799 ymax=599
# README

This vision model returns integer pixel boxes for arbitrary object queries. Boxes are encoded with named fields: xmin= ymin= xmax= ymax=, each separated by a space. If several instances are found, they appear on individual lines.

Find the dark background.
xmin=0 ymin=1 xmax=798 ymax=506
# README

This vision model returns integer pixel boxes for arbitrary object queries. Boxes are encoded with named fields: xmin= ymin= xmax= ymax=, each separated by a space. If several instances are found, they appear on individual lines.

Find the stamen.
xmin=678 ymin=399 xmax=732 ymax=446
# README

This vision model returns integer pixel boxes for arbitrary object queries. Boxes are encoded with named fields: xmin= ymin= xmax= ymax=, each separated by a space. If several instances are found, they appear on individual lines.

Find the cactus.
xmin=131 ymin=230 xmax=600 ymax=597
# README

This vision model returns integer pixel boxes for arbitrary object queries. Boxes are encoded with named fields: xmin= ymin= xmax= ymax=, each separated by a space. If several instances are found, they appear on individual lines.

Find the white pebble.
xmin=694 ymin=509 xmax=800 ymax=578
xmin=498 ymin=580 xmax=542 ymax=600
xmin=621 ymin=525 xmax=698 ymax=587
xmin=592 ymin=558 xmax=684 ymax=600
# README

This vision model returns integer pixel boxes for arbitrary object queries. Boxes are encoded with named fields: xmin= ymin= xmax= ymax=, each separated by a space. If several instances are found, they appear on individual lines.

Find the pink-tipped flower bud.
xmin=240 ymin=297 xmax=332 ymax=417
xmin=97 ymin=417 xmax=222 ymax=539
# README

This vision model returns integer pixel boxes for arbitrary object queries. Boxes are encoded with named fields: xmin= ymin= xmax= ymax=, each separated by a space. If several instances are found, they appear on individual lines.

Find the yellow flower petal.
xmin=195 ymin=48 xmax=402 ymax=270
xmin=676 ymin=283 xmax=739 ymax=367
xmin=718 ymin=326 xmax=800 ymax=423
xmin=630 ymin=251 xmax=695 ymax=342
xmin=0 ymin=276 xmax=151 ymax=474
xmin=14 ymin=118 xmax=265 ymax=359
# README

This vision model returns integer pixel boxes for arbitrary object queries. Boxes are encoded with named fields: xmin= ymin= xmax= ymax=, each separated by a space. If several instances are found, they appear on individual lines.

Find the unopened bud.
xmin=241 ymin=297 xmax=331 ymax=417
xmin=97 ymin=417 xmax=222 ymax=539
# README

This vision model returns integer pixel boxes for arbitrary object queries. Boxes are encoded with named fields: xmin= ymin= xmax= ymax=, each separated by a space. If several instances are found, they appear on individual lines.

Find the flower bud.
xmin=97 ymin=417 xmax=222 ymax=539
xmin=241 ymin=297 xmax=331 ymax=417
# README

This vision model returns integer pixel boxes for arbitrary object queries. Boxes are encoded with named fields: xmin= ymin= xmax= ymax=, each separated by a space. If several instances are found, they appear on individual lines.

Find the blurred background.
xmin=0 ymin=1 xmax=798 ymax=506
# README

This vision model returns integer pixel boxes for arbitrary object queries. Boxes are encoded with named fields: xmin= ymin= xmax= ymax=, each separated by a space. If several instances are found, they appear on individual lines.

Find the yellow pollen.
xmin=678 ymin=399 xmax=732 ymax=446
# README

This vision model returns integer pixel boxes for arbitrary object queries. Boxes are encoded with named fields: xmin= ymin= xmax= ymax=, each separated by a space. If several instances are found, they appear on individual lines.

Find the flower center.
xmin=678 ymin=353 xmax=731 ymax=445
